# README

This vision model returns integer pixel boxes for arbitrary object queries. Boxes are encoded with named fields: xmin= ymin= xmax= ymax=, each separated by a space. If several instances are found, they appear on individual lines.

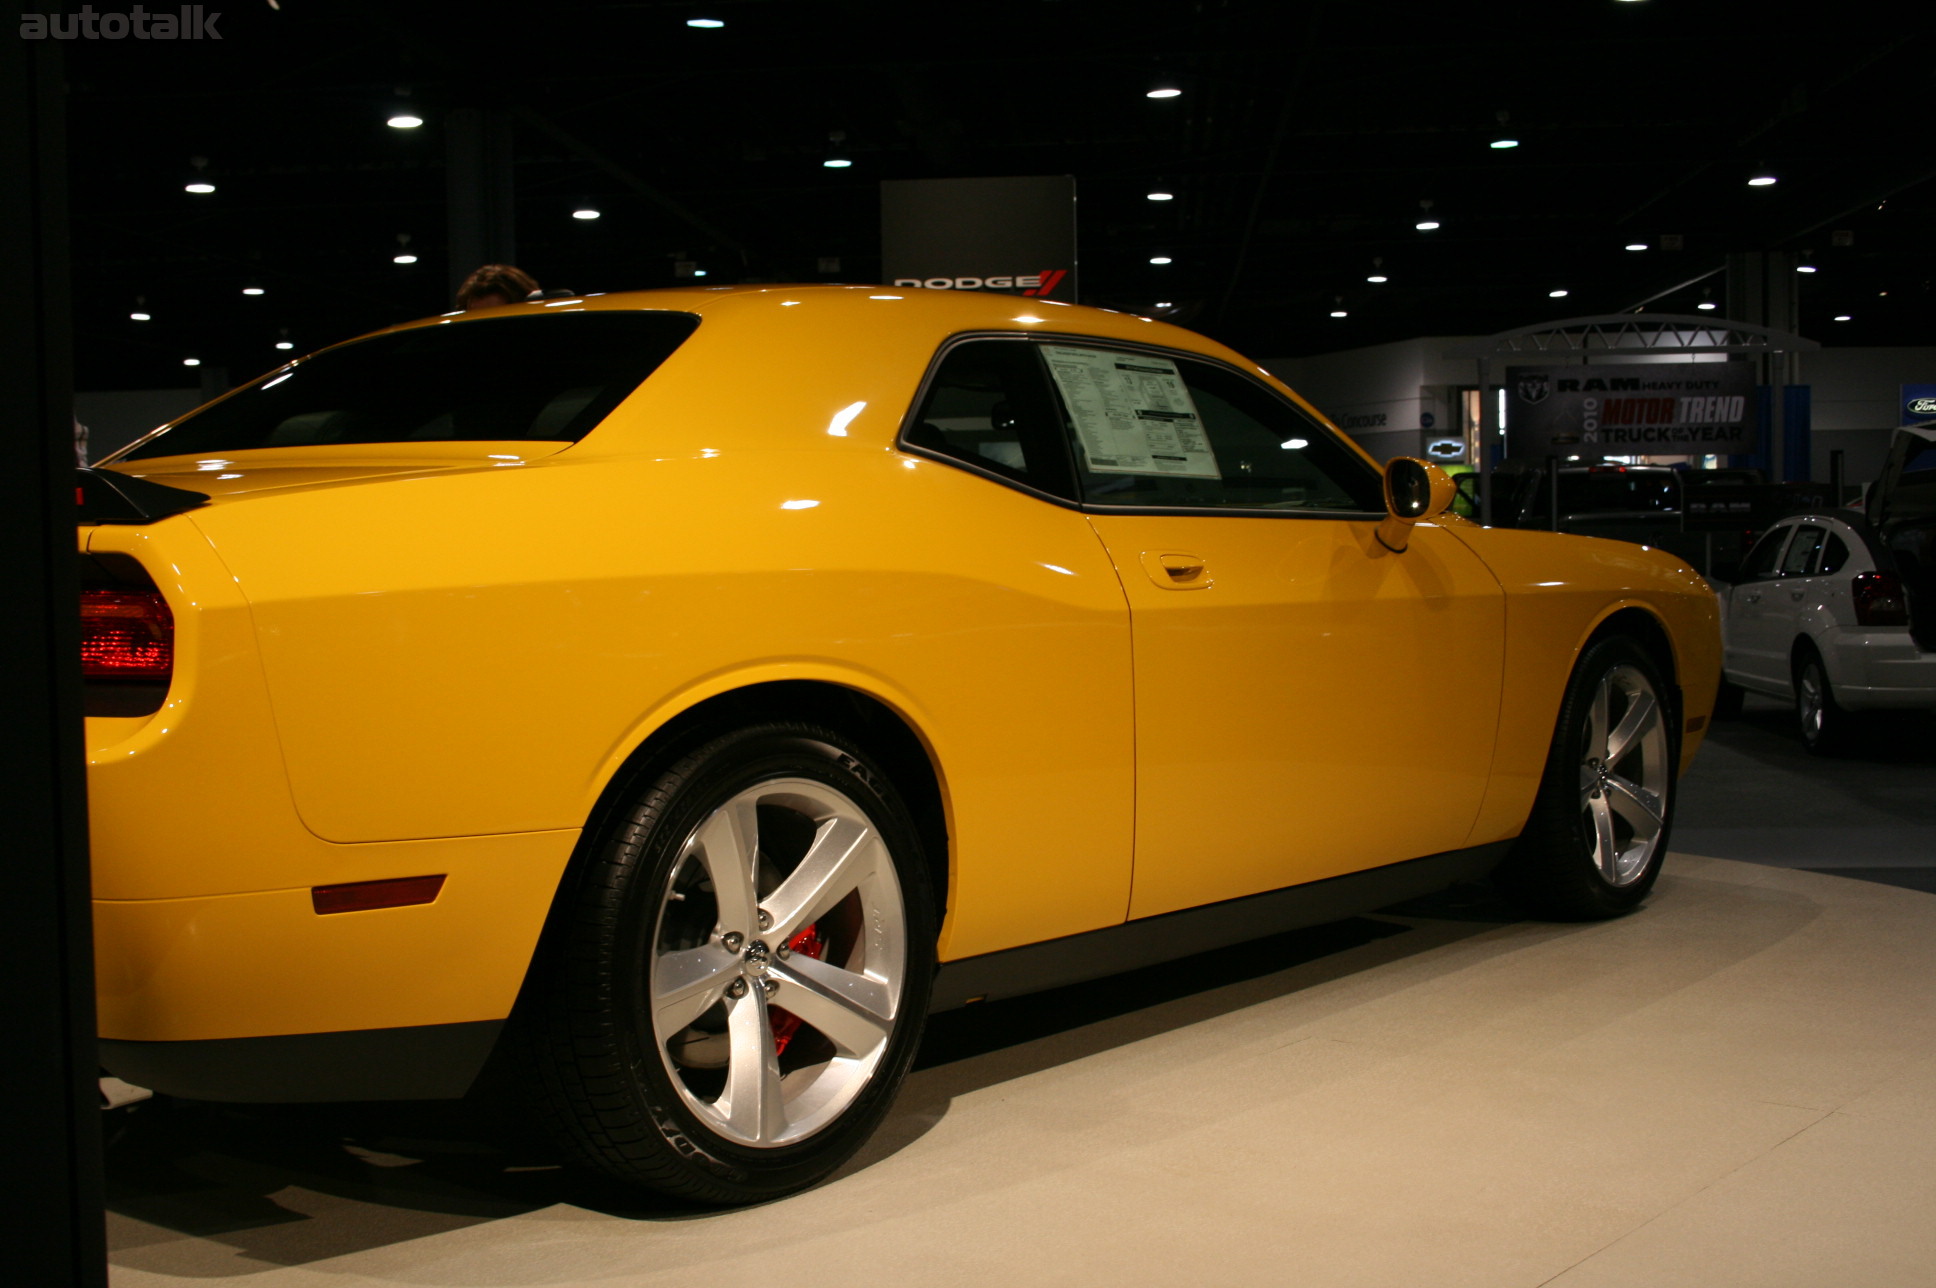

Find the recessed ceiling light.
xmin=387 ymin=114 xmax=423 ymax=130
xmin=184 ymin=180 xmax=215 ymax=194
xmin=572 ymin=207 xmax=601 ymax=220
xmin=687 ymin=17 xmax=724 ymax=28
xmin=1149 ymin=256 xmax=1172 ymax=265
xmin=1154 ymin=301 xmax=1173 ymax=308
xmin=129 ymin=311 xmax=151 ymax=321
xmin=1834 ymin=314 xmax=1852 ymax=322
xmin=393 ymin=253 xmax=418 ymax=264
xmin=275 ymin=340 xmax=294 ymax=350
xmin=1146 ymin=85 xmax=1182 ymax=99
xmin=1747 ymin=175 xmax=1777 ymax=187
xmin=1415 ymin=220 xmax=1440 ymax=231
xmin=1489 ymin=138 xmax=1519 ymax=149
xmin=1366 ymin=274 xmax=1388 ymax=283
xmin=1625 ymin=243 xmax=1648 ymax=252
xmin=1796 ymin=264 xmax=1817 ymax=273
xmin=1147 ymin=191 xmax=1174 ymax=201
xmin=1549 ymin=289 xmax=1569 ymax=298
xmin=1697 ymin=300 xmax=1718 ymax=310
xmin=823 ymin=157 xmax=853 ymax=169
xmin=183 ymin=357 xmax=201 ymax=367
xmin=1329 ymin=309 xmax=1348 ymax=318
xmin=242 ymin=286 xmax=264 ymax=296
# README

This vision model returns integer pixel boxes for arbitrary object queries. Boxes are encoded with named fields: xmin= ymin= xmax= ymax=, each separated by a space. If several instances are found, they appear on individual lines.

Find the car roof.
xmin=377 ymin=284 xmax=1260 ymax=370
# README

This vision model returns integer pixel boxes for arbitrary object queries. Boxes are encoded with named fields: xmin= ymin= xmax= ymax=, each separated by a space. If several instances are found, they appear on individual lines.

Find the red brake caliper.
xmin=769 ymin=924 xmax=827 ymax=1056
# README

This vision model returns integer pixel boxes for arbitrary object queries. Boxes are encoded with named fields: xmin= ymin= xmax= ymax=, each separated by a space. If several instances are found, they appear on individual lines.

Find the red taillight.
xmin=1852 ymin=572 xmax=1910 ymax=627
xmin=80 ymin=590 xmax=173 ymax=679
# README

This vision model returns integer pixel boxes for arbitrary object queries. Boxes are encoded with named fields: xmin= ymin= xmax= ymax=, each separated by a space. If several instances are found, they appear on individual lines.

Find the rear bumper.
xmin=100 ymin=1021 xmax=503 ymax=1103
xmin=1823 ymin=628 xmax=1936 ymax=711
xmin=94 ymin=830 xmax=577 ymax=1045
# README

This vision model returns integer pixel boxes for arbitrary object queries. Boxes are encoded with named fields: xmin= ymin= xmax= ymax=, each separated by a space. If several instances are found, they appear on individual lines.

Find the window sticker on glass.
xmin=1043 ymin=344 xmax=1220 ymax=479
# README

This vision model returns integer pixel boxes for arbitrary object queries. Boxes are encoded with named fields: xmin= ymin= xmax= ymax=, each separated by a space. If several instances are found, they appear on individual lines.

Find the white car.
xmin=1717 ymin=507 xmax=1936 ymax=750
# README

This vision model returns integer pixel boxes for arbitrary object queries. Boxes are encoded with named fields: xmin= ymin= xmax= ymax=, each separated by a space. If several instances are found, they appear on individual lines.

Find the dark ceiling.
xmin=60 ymin=0 xmax=1936 ymax=392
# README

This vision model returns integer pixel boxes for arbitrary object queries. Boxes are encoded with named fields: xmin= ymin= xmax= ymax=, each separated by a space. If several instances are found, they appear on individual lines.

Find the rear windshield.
xmin=120 ymin=311 xmax=698 ymax=460
xmin=1557 ymin=471 xmax=1680 ymax=515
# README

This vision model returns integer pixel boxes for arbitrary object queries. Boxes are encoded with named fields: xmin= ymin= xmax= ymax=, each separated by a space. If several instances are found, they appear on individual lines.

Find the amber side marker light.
xmin=80 ymin=590 xmax=173 ymax=678
xmin=312 ymin=874 xmax=447 ymax=915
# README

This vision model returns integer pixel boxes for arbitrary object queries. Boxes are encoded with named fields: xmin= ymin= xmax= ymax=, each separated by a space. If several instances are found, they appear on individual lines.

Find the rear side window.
xmin=1041 ymin=344 xmax=1382 ymax=513
xmin=1820 ymin=533 xmax=1851 ymax=576
xmin=902 ymin=338 xmax=1076 ymax=497
xmin=120 ymin=312 xmax=698 ymax=460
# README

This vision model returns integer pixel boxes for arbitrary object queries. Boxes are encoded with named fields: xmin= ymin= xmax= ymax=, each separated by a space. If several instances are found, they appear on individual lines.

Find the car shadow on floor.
xmin=103 ymin=884 xmax=1525 ymax=1269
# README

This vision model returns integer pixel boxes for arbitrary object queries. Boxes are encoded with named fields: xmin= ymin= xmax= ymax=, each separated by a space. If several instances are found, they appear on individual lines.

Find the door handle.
xmin=1140 ymin=551 xmax=1211 ymax=590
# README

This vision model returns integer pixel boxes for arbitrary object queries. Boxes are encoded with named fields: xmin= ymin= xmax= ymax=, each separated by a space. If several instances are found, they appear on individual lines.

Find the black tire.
xmin=1793 ymin=646 xmax=1849 ymax=755
xmin=1712 ymin=676 xmax=1744 ymax=720
xmin=517 ymin=723 xmax=935 ymax=1204
xmin=1495 ymin=636 xmax=1677 ymax=920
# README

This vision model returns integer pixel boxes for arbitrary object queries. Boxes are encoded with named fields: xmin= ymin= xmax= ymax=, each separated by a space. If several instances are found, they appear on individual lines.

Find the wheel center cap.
xmin=743 ymin=939 xmax=770 ymax=975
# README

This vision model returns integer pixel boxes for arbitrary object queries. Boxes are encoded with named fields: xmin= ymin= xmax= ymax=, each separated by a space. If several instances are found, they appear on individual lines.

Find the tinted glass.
xmin=1043 ymin=344 xmax=1382 ymax=513
xmin=1820 ymin=532 xmax=1850 ymax=576
xmin=122 ymin=312 xmax=698 ymax=460
xmin=903 ymin=339 xmax=1074 ymax=495
xmin=1780 ymin=525 xmax=1825 ymax=575
xmin=1556 ymin=471 xmax=1680 ymax=516
xmin=1887 ymin=442 xmax=1936 ymax=525
xmin=1739 ymin=527 xmax=1790 ymax=580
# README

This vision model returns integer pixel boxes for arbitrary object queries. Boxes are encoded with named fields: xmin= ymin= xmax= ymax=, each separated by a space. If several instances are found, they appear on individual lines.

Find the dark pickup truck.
xmin=1470 ymin=461 xmax=1838 ymax=581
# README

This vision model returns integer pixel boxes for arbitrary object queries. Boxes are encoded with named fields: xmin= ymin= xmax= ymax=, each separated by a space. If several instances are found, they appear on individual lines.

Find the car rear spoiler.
xmin=77 ymin=467 xmax=209 ymax=524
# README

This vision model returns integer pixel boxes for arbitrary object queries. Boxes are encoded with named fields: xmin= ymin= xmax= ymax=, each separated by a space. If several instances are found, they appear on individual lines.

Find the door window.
xmin=1780 ymin=525 xmax=1826 ymax=576
xmin=1037 ymin=342 xmax=1383 ymax=514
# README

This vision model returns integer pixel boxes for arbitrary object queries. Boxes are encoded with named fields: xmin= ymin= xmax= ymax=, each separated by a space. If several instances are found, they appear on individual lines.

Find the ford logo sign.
xmin=1908 ymin=396 xmax=1936 ymax=416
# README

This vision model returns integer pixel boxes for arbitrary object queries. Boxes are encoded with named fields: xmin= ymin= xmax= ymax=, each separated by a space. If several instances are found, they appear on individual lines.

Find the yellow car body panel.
xmin=1084 ymin=513 xmax=1507 ymax=918
xmin=93 ymin=830 xmax=575 ymax=1041
xmin=84 ymin=286 xmax=1720 ymax=1063
xmin=1440 ymin=525 xmax=1721 ymax=846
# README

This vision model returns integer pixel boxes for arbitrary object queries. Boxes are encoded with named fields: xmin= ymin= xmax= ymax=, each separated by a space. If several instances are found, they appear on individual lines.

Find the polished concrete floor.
xmin=106 ymin=701 xmax=1936 ymax=1287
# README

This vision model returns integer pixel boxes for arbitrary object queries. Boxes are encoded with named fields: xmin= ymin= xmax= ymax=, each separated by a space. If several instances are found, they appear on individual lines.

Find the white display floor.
xmin=106 ymin=853 xmax=1936 ymax=1288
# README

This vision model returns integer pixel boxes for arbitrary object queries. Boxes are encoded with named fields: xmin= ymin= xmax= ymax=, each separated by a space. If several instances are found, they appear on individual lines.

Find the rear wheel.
xmin=519 ymin=724 xmax=934 ymax=1203
xmin=1497 ymin=636 xmax=1676 ymax=919
xmin=1794 ymin=647 xmax=1849 ymax=755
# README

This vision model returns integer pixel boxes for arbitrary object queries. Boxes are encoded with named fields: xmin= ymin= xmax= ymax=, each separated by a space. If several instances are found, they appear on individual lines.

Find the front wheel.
xmin=518 ymin=723 xmax=935 ymax=1203
xmin=1496 ymin=636 xmax=1677 ymax=919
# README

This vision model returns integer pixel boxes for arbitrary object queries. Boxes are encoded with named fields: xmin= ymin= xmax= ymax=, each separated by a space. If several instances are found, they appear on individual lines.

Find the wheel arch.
xmin=573 ymin=676 xmax=951 ymax=937
xmin=1581 ymin=604 xmax=1683 ymax=744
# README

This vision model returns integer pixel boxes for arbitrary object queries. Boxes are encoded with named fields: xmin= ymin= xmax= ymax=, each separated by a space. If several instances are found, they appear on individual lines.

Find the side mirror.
xmin=1377 ymin=457 xmax=1457 ymax=553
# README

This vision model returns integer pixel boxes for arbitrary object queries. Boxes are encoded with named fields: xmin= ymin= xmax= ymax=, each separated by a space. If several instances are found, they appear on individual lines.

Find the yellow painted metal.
xmin=83 ymin=286 xmax=1722 ymax=1048
xmin=1437 ymin=526 xmax=1721 ymax=847
xmin=1086 ymin=514 xmax=1507 ymax=918
xmin=93 ymin=828 xmax=573 ymax=1041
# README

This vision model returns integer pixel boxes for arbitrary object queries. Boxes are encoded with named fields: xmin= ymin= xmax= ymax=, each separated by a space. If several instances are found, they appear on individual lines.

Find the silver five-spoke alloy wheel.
xmin=1575 ymin=661 xmax=1670 ymax=886
xmin=651 ymin=778 xmax=907 ymax=1148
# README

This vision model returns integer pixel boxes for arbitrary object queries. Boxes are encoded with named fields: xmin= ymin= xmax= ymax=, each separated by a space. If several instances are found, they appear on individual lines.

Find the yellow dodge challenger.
xmin=80 ymin=286 xmax=1720 ymax=1202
